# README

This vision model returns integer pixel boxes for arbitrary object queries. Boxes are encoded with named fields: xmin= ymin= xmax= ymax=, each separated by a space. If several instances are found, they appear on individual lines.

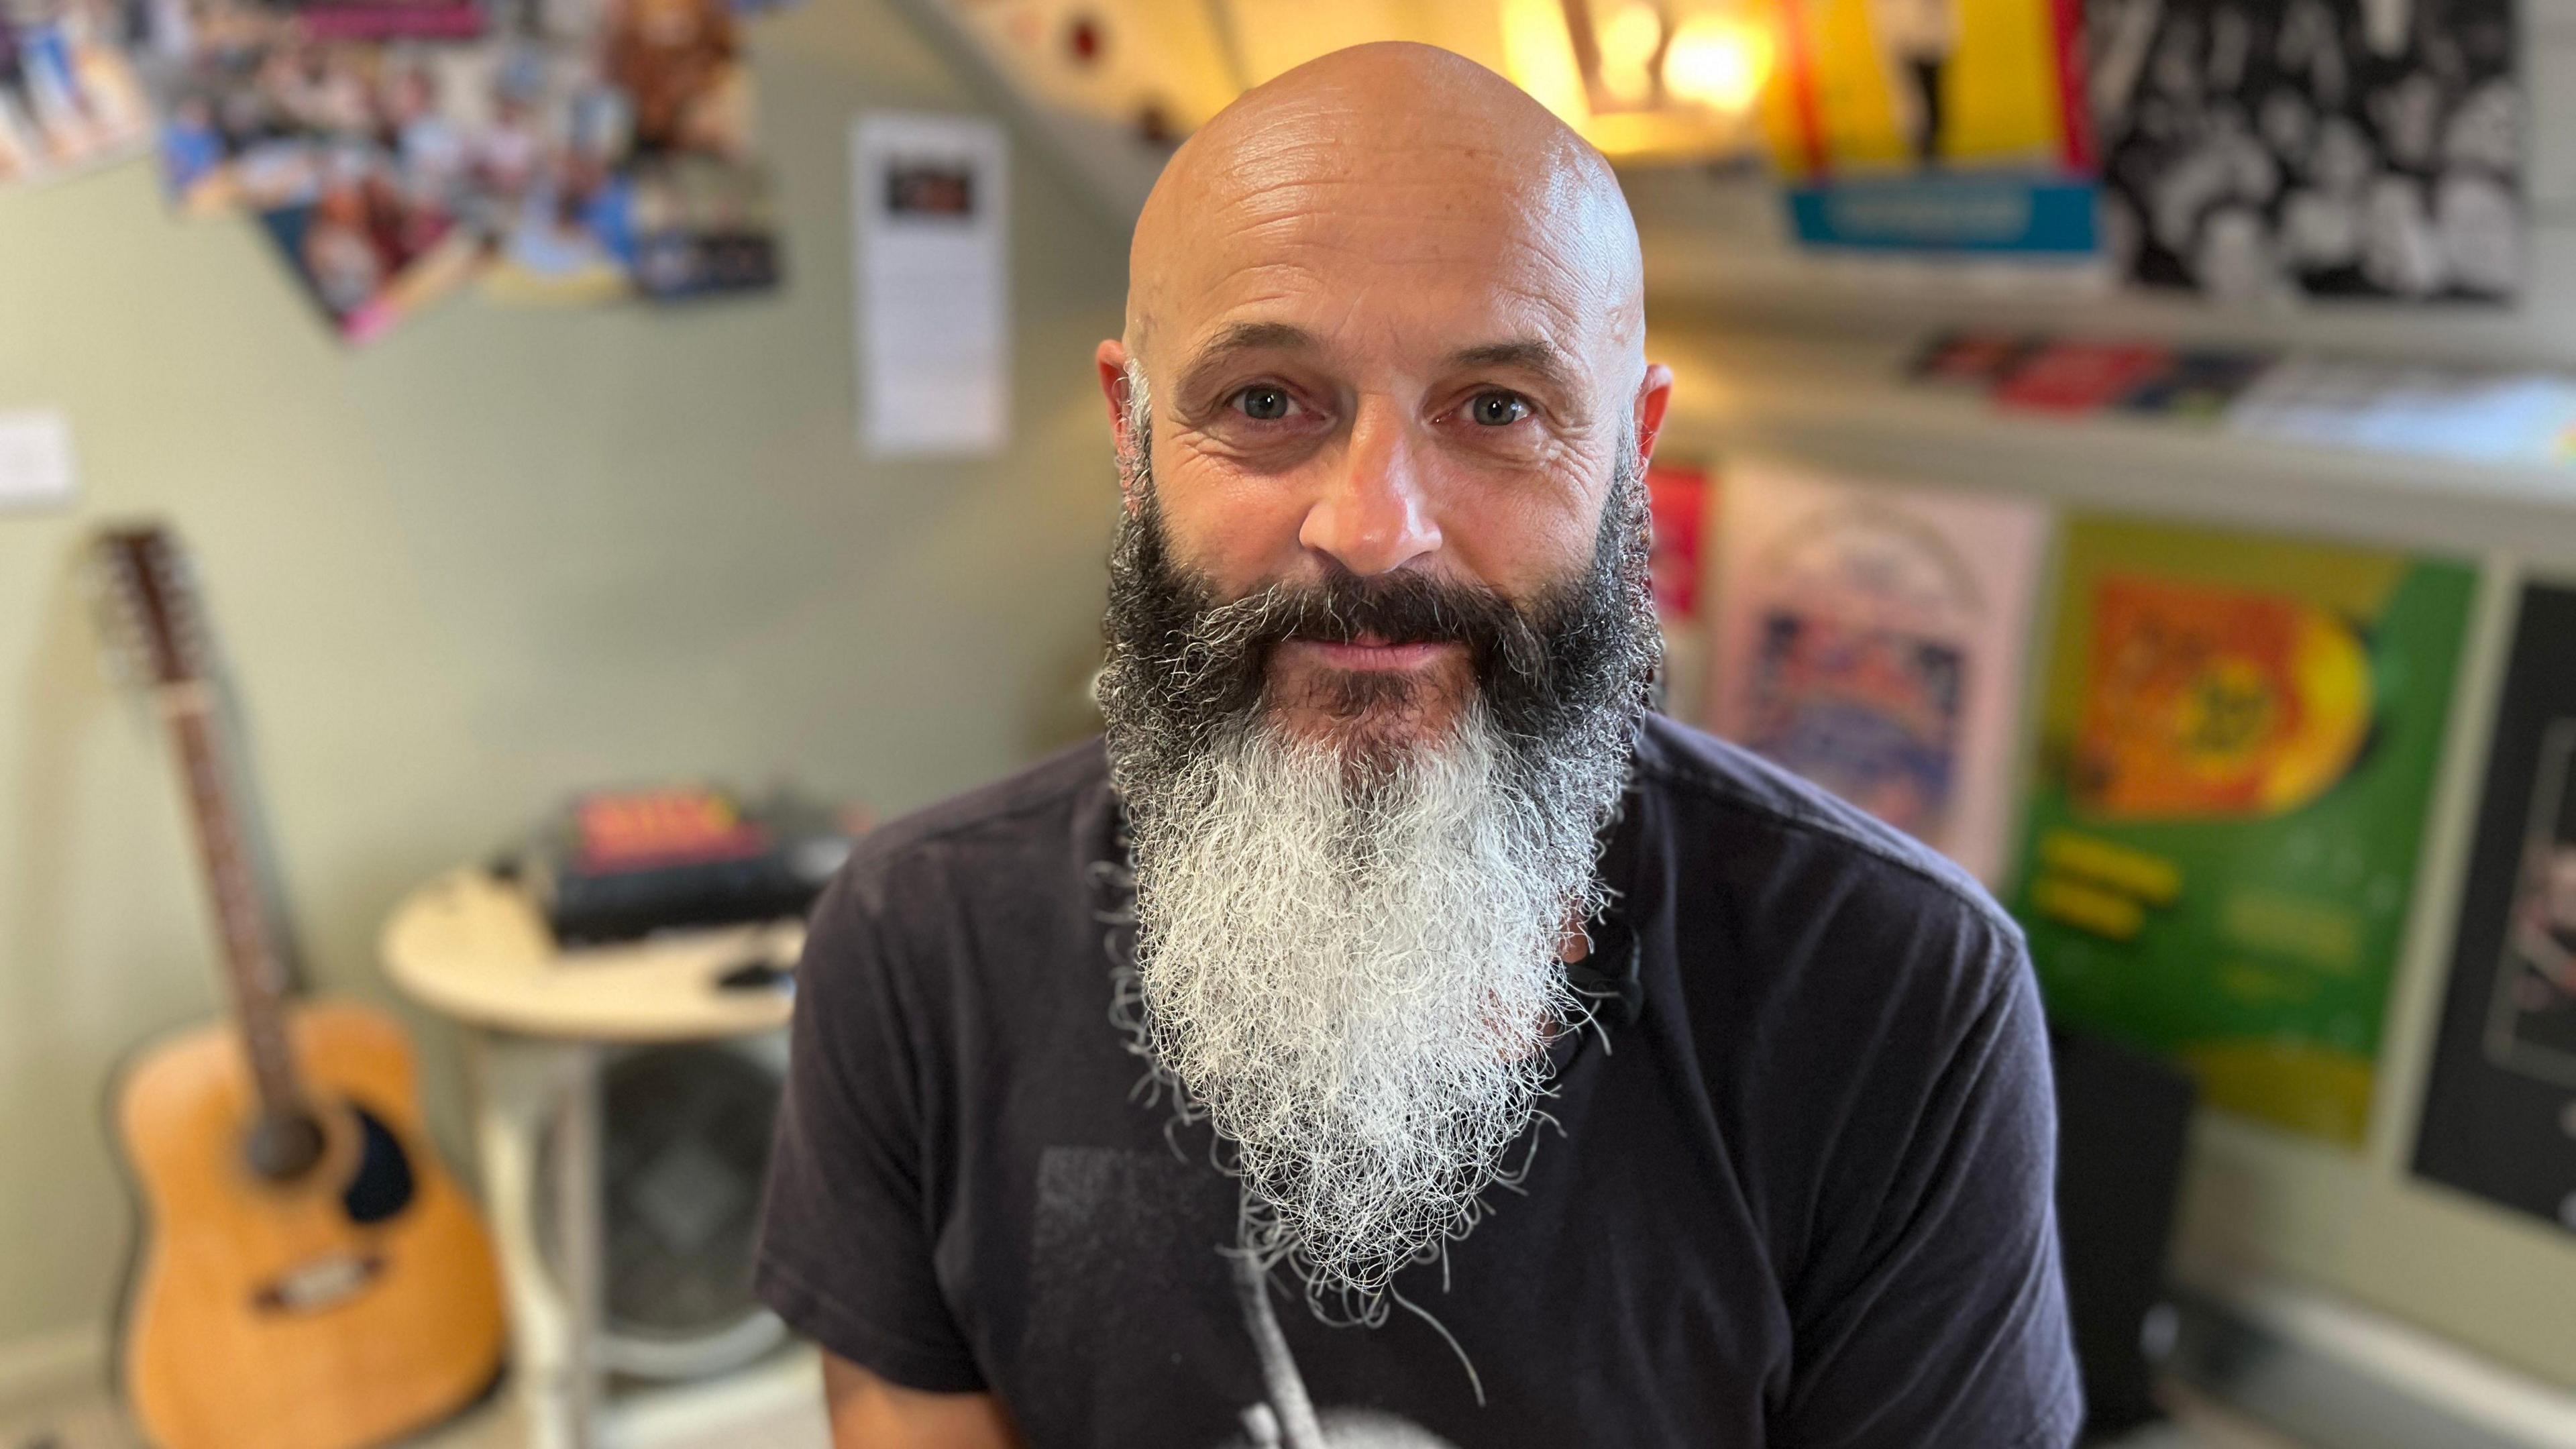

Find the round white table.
xmin=382 ymin=869 xmax=801 ymax=1449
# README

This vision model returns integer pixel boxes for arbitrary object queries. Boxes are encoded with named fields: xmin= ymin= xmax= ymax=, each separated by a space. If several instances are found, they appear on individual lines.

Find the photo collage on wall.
xmin=9 ymin=0 xmax=794 ymax=341
xmin=2416 ymin=584 xmax=2576 ymax=1237
xmin=1682 ymin=466 xmax=2499 ymax=1155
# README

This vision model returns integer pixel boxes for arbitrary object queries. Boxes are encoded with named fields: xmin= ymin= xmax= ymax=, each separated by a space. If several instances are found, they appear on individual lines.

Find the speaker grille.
xmin=537 ymin=1041 xmax=785 ymax=1379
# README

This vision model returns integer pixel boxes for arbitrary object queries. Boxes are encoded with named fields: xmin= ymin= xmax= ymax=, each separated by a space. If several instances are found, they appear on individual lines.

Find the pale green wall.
xmin=0 ymin=1 xmax=1127 ymax=1353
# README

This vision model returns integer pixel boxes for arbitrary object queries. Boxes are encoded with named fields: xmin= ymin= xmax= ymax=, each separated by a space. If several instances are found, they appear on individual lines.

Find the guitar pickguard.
xmin=341 ymin=1103 xmax=417 ymax=1225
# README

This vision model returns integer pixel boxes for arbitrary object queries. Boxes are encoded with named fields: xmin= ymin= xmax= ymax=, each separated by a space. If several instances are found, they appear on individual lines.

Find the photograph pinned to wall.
xmin=476 ymin=0 xmax=779 ymax=307
xmin=853 ymin=110 xmax=1009 ymax=458
xmin=1757 ymin=0 xmax=2100 ymax=254
xmin=148 ymin=22 xmax=515 ymax=339
xmin=253 ymin=149 xmax=486 ymax=341
xmin=2088 ymin=0 xmax=2522 ymax=302
xmin=144 ymin=0 xmax=489 ymax=216
xmin=2415 ymin=583 xmax=2576 ymax=1236
xmin=1703 ymin=461 xmax=2048 ymax=886
xmin=626 ymin=153 xmax=777 ymax=297
xmin=0 ymin=0 xmax=154 ymax=190
xmin=2013 ymin=517 xmax=2476 ymax=1147
xmin=138 ymin=20 xmax=484 ymax=339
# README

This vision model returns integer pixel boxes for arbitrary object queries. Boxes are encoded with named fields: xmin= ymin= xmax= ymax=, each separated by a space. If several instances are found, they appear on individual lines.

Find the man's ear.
xmin=1096 ymin=338 xmax=1144 ymax=517
xmin=1631 ymin=362 xmax=1674 ymax=477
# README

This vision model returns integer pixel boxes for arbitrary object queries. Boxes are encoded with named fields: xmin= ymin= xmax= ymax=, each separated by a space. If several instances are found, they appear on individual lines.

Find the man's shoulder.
xmin=1629 ymin=712 xmax=2024 ymax=974
xmin=862 ymin=736 xmax=1110 ymax=855
xmin=826 ymin=737 xmax=1110 ymax=914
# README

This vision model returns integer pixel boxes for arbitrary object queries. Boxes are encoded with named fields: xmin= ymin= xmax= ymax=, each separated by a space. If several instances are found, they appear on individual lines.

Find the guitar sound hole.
xmin=243 ymin=1110 xmax=327 ymax=1183
xmin=341 ymin=1105 xmax=417 ymax=1225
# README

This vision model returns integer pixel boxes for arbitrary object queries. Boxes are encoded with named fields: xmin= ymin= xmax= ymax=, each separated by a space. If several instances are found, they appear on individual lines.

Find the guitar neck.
xmin=160 ymin=684 xmax=301 ymax=1120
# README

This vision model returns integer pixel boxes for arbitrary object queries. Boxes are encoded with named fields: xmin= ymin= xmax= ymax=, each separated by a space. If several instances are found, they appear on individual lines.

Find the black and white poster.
xmin=2414 ymin=584 xmax=2576 ymax=1236
xmin=2087 ymin=0 xmax=2522 ymax=301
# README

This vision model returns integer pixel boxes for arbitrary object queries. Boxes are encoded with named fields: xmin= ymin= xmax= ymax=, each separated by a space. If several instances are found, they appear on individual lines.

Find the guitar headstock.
xmin=90 ymin=525 xmax=209 ymax=693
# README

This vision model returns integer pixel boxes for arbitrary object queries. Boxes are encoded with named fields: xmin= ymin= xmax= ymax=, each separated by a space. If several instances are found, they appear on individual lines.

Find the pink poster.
xmin=1705 ymin=460 xmax=2048 ymax=886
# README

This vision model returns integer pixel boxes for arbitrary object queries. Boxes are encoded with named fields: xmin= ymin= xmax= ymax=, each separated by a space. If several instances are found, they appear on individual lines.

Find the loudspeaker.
xmin=2051 ymin=1023 xmax=2197 ymax=1442
xmin=529 ymin=1034 xmax=788 ymax=1383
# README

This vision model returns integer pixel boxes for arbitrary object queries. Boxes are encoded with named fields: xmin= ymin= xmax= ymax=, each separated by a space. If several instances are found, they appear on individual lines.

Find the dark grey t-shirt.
xmin=755 ymin=714 xmax=2082 ymax=1448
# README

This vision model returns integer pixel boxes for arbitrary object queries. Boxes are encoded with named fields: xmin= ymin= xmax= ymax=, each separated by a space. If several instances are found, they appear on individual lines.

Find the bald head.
xmin=1126 ymin=42 xmax=1644 ymax=376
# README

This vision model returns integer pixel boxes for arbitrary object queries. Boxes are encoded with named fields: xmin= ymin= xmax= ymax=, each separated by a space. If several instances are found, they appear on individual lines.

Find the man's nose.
xmin=1297 ymin=400 xmax=1442 ymax=576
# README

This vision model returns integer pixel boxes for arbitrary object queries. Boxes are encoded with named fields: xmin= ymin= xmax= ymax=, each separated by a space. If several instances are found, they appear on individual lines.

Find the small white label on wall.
xmin=0 ymin=409 xmax=78 ymax=511
xmin=853 ymin=112 xmax=1012 ymax=460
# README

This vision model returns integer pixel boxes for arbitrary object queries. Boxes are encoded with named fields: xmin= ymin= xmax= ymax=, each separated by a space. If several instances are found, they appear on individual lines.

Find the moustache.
xmin=1218 ymin=566 xmax=1550 ymax=680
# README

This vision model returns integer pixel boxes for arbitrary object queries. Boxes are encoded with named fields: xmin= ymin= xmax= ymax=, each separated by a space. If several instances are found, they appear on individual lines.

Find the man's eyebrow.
xmin=1449 ymin=338 xmax=1578 ymax=394
xmin=1179 ymin=321 xmax=1317 ymax=387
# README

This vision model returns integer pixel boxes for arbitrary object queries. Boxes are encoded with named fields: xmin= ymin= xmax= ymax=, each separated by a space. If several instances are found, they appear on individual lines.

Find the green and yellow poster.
xmin=2014 ymin=517 xmax=2477 ymax=1146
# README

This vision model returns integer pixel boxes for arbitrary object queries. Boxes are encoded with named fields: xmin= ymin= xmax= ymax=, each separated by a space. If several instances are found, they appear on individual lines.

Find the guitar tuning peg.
xmin=78 ymin=548 xmax=146 ymax=691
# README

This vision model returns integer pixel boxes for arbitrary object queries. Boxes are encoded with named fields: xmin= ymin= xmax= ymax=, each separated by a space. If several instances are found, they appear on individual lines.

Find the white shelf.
xmin=1650 ymin=326 xmax=2576 ymax=566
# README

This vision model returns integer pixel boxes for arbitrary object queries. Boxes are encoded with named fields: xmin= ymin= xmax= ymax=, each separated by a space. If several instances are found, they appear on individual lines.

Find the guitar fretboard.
xmin=163 ymin=688 xmax=301 ymax=1119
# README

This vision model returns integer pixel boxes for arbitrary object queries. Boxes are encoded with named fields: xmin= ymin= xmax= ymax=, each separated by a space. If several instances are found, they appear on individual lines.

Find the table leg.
xmin=554 ymin=1042 xmax=603 ymax=1448
xmin=467 ymin=1034 xmax=605 ymax=1449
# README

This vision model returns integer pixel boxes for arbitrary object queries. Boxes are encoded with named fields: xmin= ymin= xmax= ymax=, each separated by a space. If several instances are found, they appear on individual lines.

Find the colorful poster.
xmin=2414 ymin=584 xmax=2576 ymax=1235
xmin=1647 ymin=460 xmax=1717 ymax=728
xmin=1759 ymin=0 xmax=2098 ymax=253
xmin=2014 ymin=517 xmax=2476 ymax=1146
xmin=1645 ymin=460 xmax=1713 ymax=622
xmin=1705 ymin=462 xmax=2047 ymax=885
xmin=2088 ymin=0 xmax=2522 ymax=302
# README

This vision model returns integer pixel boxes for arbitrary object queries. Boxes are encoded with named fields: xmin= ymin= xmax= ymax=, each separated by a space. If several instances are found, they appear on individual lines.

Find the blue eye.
xmin=1236 ymin=386 xmax=1292 ymax=421
xmin=1469 ymin=391 xmax=1529 ymax=426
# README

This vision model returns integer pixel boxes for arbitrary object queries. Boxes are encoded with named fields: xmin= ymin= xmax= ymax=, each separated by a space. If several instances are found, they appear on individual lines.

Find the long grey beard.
xmin=1122 ymin=705 xmax=1609 ymax=1307
xmin=1098 ymin=358 xmax=1660 ymax=1313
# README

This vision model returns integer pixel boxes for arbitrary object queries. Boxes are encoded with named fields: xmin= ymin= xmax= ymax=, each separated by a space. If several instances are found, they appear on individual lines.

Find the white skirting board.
xmin=2169 ymin=1278 xmax=2576 ymax=1449
xmin=603 ymin=1345 xmax=830 ymax=1449
xmin=0 ymin=1326 xmax=105 ymax=1413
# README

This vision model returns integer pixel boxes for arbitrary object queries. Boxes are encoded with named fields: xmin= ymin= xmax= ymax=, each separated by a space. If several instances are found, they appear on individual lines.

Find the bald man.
xmin=757 ymin=43 xmax=2080 ymax=1449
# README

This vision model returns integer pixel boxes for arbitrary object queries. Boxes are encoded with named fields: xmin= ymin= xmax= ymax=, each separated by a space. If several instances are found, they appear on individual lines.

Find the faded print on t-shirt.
xmin=1024 ymin=1146 xmax=1460 ymax=1449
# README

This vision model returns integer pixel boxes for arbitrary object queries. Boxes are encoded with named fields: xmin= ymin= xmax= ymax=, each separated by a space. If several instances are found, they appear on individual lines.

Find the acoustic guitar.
xmin=96 ymin=525 xmax=506 ymax=1449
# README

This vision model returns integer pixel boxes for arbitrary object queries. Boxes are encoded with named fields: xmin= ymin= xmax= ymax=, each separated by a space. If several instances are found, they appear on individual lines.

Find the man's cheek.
xmin=1165 ymin=472 xmax=1320 ymax=587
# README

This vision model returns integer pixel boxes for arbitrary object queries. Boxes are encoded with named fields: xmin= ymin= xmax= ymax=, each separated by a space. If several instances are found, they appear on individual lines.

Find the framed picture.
xmin=2013 ymin=516 xmax=2477 ymax=1147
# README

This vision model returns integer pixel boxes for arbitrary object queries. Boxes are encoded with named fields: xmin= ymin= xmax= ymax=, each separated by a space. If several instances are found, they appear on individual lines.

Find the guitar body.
xmin=115 ymin=998 xmax=506 ymax=1449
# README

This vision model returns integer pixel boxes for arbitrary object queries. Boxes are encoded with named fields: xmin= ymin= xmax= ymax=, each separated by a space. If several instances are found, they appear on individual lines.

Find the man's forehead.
xmin=1146 ymin=192 xmax=1626 ymax=383
xmin=1126 ymin=45 xmax=1643 ymax=382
